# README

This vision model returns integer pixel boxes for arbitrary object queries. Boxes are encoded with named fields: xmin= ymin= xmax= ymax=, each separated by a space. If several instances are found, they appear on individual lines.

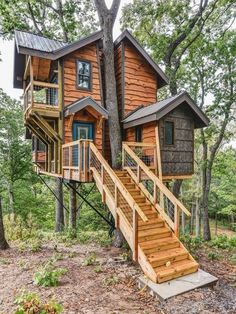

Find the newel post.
xmin=174 ymin=204 xmax=180 ymax=237
xmin=133 ymin=208 xmax=138 ymax=262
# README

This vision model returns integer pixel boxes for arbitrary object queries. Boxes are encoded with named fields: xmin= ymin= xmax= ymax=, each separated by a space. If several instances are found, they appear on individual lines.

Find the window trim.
xmin=164 ymin=120 xmax=175 ymax=146
xmin=76 ymin=59 xmax=92 ymax=91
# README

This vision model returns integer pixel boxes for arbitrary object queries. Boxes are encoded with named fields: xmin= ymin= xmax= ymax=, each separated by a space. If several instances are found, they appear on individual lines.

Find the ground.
xmin=0 ymin=236 xmax=235 ymax=314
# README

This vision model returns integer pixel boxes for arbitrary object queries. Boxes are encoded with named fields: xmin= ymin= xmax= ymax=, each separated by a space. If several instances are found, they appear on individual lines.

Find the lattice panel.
xmin=117 ymin=190 xmax=133 ymax=226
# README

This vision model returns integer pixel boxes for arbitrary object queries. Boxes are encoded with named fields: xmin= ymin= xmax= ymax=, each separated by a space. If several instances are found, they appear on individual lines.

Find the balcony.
xmin=23 ymin=80 xmax=60 ymax=118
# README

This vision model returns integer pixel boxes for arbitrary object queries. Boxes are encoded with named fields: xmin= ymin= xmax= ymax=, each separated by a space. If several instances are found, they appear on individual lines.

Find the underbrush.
xmin=14 ymin=291 xmax=63 ymax=314
xmin=209 ymin=235 xmax=236 ymax=249
xmin=33 ymin=261 xmax=67 ymax=287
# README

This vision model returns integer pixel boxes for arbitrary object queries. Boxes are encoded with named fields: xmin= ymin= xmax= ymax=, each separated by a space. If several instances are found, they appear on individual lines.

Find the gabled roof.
xmin=64 ymin=96 xmax=108 ymax=118
xmin=14 ymin=29 xmax=103 ymax=88
xmin=14 ymin=29 xmax=103 ymax=60
xmin=122 ymin=91 xmax=209 ymax=129
xmin=114 ymin=30 xmax=168 ymax=88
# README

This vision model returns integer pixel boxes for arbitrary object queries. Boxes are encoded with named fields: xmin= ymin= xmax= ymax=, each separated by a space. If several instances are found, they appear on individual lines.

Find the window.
xmin=77 ymin=60 xmax=91 ymax=90
xmin=164 ymin=121 xmax=174 ymax=145
xmin=135 ymin=126 xmax=142 ymax=142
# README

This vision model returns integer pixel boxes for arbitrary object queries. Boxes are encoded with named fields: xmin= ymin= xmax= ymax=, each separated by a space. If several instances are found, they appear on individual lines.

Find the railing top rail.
xmin=123 ymin=141 xmax=156 ymax=148
xmin=62 ymin=139 xmax=93 ymax=148
xmin=90 ymin=142 xmax=148 ymax=222
xmin=33 ymin=80 xmax=59 ymax=89
xmin=123 ymin=143 xmax=191 ymax=217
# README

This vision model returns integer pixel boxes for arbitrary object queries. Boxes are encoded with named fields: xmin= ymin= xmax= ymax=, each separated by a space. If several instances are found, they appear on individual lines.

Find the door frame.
xmin=72 ymin=121 xmax=94 ymax=141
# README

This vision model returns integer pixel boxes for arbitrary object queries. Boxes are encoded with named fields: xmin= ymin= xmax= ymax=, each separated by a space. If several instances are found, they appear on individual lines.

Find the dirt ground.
xmin=0 ymin=240 xmax=235 ymax=314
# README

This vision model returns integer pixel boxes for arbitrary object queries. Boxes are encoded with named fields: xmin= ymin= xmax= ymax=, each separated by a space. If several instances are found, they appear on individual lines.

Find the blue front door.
xmin=72 ymin=122 xmax=94 ymax=167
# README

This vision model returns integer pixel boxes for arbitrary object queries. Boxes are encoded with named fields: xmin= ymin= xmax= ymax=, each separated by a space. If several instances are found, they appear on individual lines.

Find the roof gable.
xmin=122 ymin=92 xmax=209 ymax=129
xmin=114 ymin=30 xmax=168 ymax=88
xmin=15 ymin=30 xmax=103 ymax=60
xmin=64 ymin=96 xmax=108 ymax=119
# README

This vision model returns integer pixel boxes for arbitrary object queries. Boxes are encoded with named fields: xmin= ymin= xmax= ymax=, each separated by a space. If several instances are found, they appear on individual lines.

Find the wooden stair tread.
xmin=156 ymin=260 xmax=199 ymax=283
xmin=138 ymin=227 xmax=171 ymax=237
xmin=148 ymin=247 xmax=188 ymax=263
xmin=140 ymin=237 xmax=179 ymax=249
xmin=138 ymin=218 xmax=163 ymax=226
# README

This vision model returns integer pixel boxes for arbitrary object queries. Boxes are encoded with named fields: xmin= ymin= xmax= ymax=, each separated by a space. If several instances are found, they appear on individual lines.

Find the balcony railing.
xmin=24 ymin=81 xmax=59 ymax=112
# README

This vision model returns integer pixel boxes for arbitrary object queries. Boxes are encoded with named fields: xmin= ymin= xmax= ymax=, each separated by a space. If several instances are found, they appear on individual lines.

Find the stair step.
xmin=148 ymin=248 xmax=189 ymax=267
xmin=123 ymin=182 xmax=136 ymax=189
xmin=138 ymin=218 xmax=162 ymax=226
xmin=138 ymin=228 xmax=171 ymax=242
xmin=128 ymin=189 xmax=141 ymax=196
xmin=119 ymin=177 xmax=132 ymax=183
xmin=132 ymin=195 xmax=146 ymax=202
xmin=156 ymin=260 xmax=199 ymax=283
xmin=141 ymin=238 xmax=180 ymax=254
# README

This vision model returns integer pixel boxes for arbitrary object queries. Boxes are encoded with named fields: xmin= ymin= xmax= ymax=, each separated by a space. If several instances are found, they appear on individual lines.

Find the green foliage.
xmin=94 ymin=264 xmax=103 ymax=273
xmin=209 ymin=235 xmax=236 ymax=249
xmin=180 ymin=234 xmax=203 ymax=253
xmin=103 ymin=275 xmax=120 ymax=286
xmin=33 ymin=262 xmax=67 ymax=287
xmin=208 ymin=251 xmax=220 ymax=261
xmin=14 ymin=291 xmax=63 ymax=314
xmin=77 ymin=230 xmax=112 ymax=247
xmin=82 ymin=252 xmax=97 ymax=266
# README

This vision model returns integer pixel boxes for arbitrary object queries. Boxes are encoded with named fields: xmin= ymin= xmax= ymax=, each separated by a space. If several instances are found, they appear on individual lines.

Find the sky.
xmin=0 ymin=0 xmax=132 ymax=100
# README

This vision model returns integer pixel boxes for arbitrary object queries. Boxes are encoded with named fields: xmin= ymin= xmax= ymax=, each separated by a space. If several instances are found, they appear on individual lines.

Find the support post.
xmin=155 ymin=124 xmax=164 ymax=208
xmin=133 ymin=208 xmax=138 ymax=262
xmin=174 ymin=204 xmax=180 ymax=237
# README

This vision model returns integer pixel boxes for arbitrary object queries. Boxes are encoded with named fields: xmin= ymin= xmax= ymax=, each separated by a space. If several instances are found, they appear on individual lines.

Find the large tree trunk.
xmin=94 ymin=0 xmax=123 ymax=246
xmin=55 ymin=178 xmax=64 ymax=232
xmin=195 ymin=196 xmax=200 ymax=236
xmin=94 ymin=0 xmax=122 ymax=169
xmin=201 ymin=166 xmax=211 ymax=240
xmin=0 ymin=197 xmax=9 ymax=250
xmin=8 ymin=182 xmax=15 ymax=217
xmin=69 ymin=182 xmax=77 ymax=230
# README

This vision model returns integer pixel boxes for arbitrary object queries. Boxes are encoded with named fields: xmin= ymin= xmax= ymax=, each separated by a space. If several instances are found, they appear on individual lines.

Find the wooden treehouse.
xmin=13 ymin=29 xmax=209 ymax=283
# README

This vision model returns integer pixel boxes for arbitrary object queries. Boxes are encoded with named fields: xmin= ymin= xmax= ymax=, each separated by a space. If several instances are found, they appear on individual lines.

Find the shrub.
xmin=208 ymin=251 xmax=220 ymax=261
xmin=82 ymin=252 xmax=97 ymax=266
xmin=14 ymin=291 xmax=63 ymax=314
xmin=180 ymin=234 xmax=203 ymax=253
xmin=77 ymin=230 xmax=112 ymax=247
xmin=103 ymin=275 xmax=120 ymax=286
xmin=94 ymin=264 xmax=103 ymax=273
xmin=210 ymin=235 xmax=236 ymax=249
xmin=33 ymin=262 xmax=67 ymax=287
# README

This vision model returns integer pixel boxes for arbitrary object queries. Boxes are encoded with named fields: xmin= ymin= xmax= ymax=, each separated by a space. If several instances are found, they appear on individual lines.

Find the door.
xmin=72 ymin=122 xmax=94 ymax=167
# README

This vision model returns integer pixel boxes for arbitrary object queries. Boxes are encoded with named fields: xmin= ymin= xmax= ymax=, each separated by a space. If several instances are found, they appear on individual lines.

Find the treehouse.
xmin=13 ymin=29 xmax=209 ymax=284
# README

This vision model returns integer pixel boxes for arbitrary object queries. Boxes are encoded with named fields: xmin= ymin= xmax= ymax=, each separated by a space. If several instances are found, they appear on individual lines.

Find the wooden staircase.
xmin=115 ymin=169 xmax=198 ymax=283
xmin=88 ymin=142 xmax=199 ymax=283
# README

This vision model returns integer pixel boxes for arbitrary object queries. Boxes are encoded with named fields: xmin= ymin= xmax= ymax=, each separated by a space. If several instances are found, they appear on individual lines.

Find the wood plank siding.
xmin=159 ymin=105 xmax=194 ymax=176
xmin=63 ymin=43 xmax=102 ymax=106
xmin=63 ymin=43 xmax=104 ymax=152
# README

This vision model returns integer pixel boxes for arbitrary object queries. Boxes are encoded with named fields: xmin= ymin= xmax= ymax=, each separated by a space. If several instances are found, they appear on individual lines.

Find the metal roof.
xmin=122 ymin=91 xmax=209 ymax=129
xmin=64 ymin=96 xmax=108 ymax=118
xmin=15 ymin=30 xmax=67 ymax=53
xmin=114 ymin=30 xmax=168 ymax=88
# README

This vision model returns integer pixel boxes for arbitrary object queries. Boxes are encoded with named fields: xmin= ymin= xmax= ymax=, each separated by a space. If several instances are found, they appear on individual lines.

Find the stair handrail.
xmin=89 ymin=142 xmax=148 ymax=223
xmin=122 ymin=143 xmax=191 ymax=235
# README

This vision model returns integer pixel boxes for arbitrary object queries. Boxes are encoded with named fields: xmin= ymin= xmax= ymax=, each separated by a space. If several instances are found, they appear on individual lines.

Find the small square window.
xmin=164 ymin=121 xmax=174 ymax=145
xmin=135 ymin=126 xmax=142 ymax=142
xmin=77 ymin=60 xmax=91 ymax=90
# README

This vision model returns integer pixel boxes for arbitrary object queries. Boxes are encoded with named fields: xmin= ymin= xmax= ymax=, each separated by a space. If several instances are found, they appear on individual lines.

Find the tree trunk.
xmin=55 ymin=178 xmax=64 ymax=232
xmin=69 ymin=182 xmax=77 ymax=230
xmin=113 ymin=229 xmax=124 ymax=248
xmin=0 ymin=197 xmax=9 ymax=250
xmin=201 ymin=157 xmax=212 ymax=241
xmin=195 ymin=196 xmax=200 ymax=237
xmin=8 ymin=182 xmax=15 ymax=218
xmin=94 ymin=0 xmax=122 ymax=169
xmin=181 ymin=211 xmax=185 ymax=234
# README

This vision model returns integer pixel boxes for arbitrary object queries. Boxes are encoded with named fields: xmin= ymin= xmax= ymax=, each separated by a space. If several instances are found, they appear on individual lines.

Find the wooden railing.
xmin=122 ymin=143 xmax=191 ymax=237
xmin=62 ymin=139 xmax=91 ymax=182
xmin=23 ymin=81 xmax=59 ymax=112
xmin=89 ymin=142 xmax=148 ymax=260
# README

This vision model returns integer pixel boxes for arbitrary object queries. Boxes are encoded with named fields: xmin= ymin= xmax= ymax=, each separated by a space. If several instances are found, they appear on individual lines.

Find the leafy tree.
xmin=0 ymin=89 xmax=32 ymax=216
xmin=0 ymin=0 xmax=98 ymax=41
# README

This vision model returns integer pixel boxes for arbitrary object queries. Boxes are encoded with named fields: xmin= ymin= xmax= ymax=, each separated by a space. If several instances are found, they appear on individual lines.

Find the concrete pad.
xmin=138 ymin=269 xmax=218 ymax=301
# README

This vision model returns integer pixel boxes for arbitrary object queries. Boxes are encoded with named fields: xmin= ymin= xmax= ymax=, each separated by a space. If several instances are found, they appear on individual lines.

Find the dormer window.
xmin=77 ymin=60 xmax=91 ymax=90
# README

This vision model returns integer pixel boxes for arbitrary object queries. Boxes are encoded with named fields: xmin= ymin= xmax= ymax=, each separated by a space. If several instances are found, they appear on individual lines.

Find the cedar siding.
xmin=123 ymin=42 xmax=157 ymax=117
xmin=159 ymin=105 xmax=194 ymax=176
xmin=63 ymin=43 xmax=102 ymax=106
